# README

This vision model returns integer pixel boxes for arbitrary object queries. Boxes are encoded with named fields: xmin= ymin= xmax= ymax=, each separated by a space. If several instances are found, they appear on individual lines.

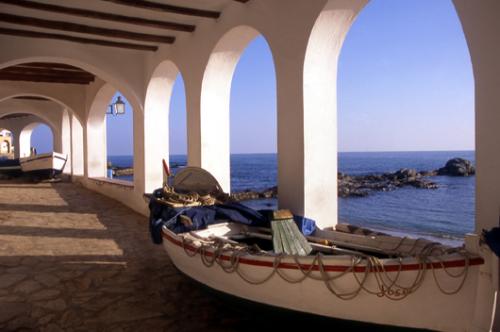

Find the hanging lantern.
xmin=107 ymin=96 xmax=126 ymax=116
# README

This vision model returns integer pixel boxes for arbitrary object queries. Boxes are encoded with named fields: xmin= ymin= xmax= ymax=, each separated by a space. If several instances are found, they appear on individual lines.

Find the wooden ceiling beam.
xmin=1 ymin=67 xmax=95 ymax=80
xmin=0 ymin=27 xmax=158 ymax=51
xmin=0 ymin=0 xmax=195 ymax=32
xmin=1 ymin=113 xmax=31 ymax=120
xmin=15 ymin=62 xmax=84 ymax=71
xmin=12 ymin=96 xmax=50 ymax=101
xmin=0 ymin=73 xmax=93 ymax=84
xmin=101 ymin=0 xmax=220 ymax=19
xmin=0 ymin=13 xmax=175 ymax=44
xmin=0 ymin=73 xmax=93 ymax=82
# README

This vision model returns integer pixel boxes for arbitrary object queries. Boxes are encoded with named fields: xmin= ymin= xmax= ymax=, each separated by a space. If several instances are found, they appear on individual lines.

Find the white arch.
xmin=0 ymin=111 xmax=59 ymax=139
xmin=19 ymin=121 xmax=54 ymax=158
xmin=0 ymin=56 xmax=143 ymax=115
xmin=302 ymin=0 xmax=367 ymax=227
xmin=143 ymin=60 xmax=181 ymax=193
xmin=0 ymin=90 xmax=84 ymax=126
xmin=200 ymin=25 xmax=267 ymax=191
xmin=0 ymin=96 xmax=83 ymax=175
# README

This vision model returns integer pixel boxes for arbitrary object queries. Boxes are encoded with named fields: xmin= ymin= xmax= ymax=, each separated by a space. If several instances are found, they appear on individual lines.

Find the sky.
xmin=31 ymin=0 xmax=474 ymax=155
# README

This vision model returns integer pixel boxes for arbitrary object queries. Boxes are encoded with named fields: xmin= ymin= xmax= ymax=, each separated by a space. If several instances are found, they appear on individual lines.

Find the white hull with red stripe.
xmin=161 ymin=224 xmax=483 ymax=332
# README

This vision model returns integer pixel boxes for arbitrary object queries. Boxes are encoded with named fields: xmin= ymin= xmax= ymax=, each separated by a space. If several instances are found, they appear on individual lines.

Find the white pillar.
xmin=144 ymin=61 xmax=179 ymax=193
xmin=277 ymin=0 xmax=366 ymax=229
xmin=12 ymin=129 xmax=21 ymax=159
xmin=85 ymin=119 xmax=106 ymax=178
xmin=60 ymin=109 xmax=71 ymax=174
xmin=86 ymin=85 xmax=113 ymax=178
xmin=453 ymin=1 xmax=500 ymax=330
xmin=71 ymin=114 xmax=84 ymax=176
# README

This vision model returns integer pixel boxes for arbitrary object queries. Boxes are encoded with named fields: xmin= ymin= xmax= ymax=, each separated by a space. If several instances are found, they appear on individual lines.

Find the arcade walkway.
xmin=0 ymin=181 xmax=411 ymax=332
xmin=0 ymin=181 xmax=245 ymax=331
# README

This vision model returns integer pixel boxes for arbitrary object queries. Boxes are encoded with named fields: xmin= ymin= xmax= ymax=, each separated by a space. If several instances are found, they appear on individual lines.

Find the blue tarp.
xmin=483 ymin=227 xmax=500 ymax=257
xmin=148 ymin=188 xmax=316 ymax=244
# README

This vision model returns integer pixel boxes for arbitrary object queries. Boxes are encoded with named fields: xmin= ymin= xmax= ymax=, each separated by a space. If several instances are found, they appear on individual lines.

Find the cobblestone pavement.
xmin=0 ymin=181 xmax=255 ymax=331
xmin=0 ymin=181 xmax=402 ymax=332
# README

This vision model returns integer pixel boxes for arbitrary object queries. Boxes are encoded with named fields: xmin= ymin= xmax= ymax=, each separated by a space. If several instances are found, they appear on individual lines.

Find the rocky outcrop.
xmin=230 ymin=187 xmax=277 ymax=201
xmin=337 ymin=169 xmax=438 ymax=198
xmin=106 ymin=158 xmax=475 ymax=199
xmin=112 ymin=167 xmax=133 ymax=177
xmin=437 ymin=158 xmax=475 ymax=176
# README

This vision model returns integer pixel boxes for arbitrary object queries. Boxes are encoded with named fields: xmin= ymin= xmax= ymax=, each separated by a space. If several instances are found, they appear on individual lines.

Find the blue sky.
xmin=31 ymin=0 xmax=474 ymax=155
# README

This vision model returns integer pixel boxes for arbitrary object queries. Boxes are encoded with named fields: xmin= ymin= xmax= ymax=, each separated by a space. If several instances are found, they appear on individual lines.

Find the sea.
xmin=109 ymin=151 xmax=474 ymax=246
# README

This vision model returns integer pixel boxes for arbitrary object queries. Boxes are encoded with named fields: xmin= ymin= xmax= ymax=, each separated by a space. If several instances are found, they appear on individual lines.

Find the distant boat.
xmin=0 ymin=158 xmax=21 ymax=177
xmin=20 ymin=152 xmax=67 ymax=179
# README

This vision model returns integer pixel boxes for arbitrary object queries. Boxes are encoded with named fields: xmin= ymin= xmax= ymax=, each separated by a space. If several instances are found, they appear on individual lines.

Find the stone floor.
xmin=0 ymin=180 xmax=404 ymax=332
xmin=0 ymin=180 xmax=238 ymax=331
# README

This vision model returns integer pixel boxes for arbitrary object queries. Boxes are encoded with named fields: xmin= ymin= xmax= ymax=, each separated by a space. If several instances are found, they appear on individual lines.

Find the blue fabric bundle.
xmin=148 ymin=188 xmax=317 ymax=245
xmin=483 ymin=227 xmax=500 ymax=257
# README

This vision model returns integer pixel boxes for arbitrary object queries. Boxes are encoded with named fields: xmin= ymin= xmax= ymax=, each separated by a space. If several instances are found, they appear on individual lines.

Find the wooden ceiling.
xmin=0 ymin=0 xmax=250 ymax=52
xmin=0 ymin=62 xmax=95 ymax=84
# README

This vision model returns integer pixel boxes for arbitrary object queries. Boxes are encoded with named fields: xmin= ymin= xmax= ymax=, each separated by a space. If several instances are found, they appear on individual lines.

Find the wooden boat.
xmin=20 ymin=152 xmax=67 ymax=179
xmin=150 ymin=167 xmax=484 ymax=331
xmin=0 ymin=158 xmax=21 ymax=177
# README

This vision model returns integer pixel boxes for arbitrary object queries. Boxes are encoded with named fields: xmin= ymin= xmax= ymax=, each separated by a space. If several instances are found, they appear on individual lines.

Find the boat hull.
xmin=162 ymin=229 xmax=482 ymax=332
xmin=20 ymin=152 xmax=67 ymax=179
xmin=0 ymin=158 xmax=21 ymax=177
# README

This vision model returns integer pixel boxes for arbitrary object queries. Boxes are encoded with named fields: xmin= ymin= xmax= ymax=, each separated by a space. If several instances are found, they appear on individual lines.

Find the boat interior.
xmin=169 ymin=221 xmax=462 ymax=260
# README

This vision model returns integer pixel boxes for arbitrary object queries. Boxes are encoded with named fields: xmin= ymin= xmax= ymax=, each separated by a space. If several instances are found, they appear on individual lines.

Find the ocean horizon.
xmin=109 ymin=150 xmax=475 ymax=245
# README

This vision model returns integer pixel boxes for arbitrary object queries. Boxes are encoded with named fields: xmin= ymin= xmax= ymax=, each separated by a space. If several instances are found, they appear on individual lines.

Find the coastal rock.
xmin=418 ymin=170 xmax=438 ymax=177
xmin=112 ymin=167 xmax=134 ymax=177
xmin=230 ymin=186 xmax=278 ymax=201
xmin=337 ymin=168 xmax=438 ymax=198
xmin=437 ymin=158 xmax=475 ymax=176
xmin=392 ymin=168 xmax=418 ymax=181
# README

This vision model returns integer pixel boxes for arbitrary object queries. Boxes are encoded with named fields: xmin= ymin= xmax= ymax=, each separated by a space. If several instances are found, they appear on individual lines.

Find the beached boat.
xmin=0 ymin=158 xmax=21 ymax=177
xmin=20 ymin=152 xmax=67 ymax=179
xmin=148 ymin=167 xmax=484 ymax=331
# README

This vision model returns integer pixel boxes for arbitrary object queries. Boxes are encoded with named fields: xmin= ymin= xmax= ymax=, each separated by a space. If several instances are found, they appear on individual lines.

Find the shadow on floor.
xmin=0 ymin=182 xmax=431 ymax=331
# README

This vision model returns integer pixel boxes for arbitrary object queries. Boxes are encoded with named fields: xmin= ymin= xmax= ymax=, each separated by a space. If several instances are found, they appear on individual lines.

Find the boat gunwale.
xmin=19 ymin=152 xmax=67 ymax=164
xmin=161 ymin=227 xmax=484 ymax=273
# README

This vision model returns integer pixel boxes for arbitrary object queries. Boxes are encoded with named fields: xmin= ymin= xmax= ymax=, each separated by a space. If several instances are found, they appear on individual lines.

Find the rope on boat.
xmin=179 ymin=234 xmax=471 ymax=301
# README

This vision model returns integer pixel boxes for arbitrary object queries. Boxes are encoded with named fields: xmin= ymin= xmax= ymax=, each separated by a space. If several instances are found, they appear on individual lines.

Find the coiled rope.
xmin=179 ymin=234 xmax=471 ymax=301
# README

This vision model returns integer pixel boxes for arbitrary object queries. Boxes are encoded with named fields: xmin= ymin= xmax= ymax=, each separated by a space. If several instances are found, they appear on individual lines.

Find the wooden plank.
xmin=282 ymin=219 xmax=306 ymax=256
xmin=0 ymin=0 xmax=195 ymax=32
xmin=0 ymin=27 xmax=158 ymax=51
xmin=101 ymin=0 xmax=220 ymax=19
xmin=271 ymin=221 xmax=283 ymax=254
xmin=277 ymin=221 xmax=295 ymax=255
xmin=286 ymin=219 xmax=313 ymax=255
xmin=0 ymin=13 xmax=175 ymax=44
